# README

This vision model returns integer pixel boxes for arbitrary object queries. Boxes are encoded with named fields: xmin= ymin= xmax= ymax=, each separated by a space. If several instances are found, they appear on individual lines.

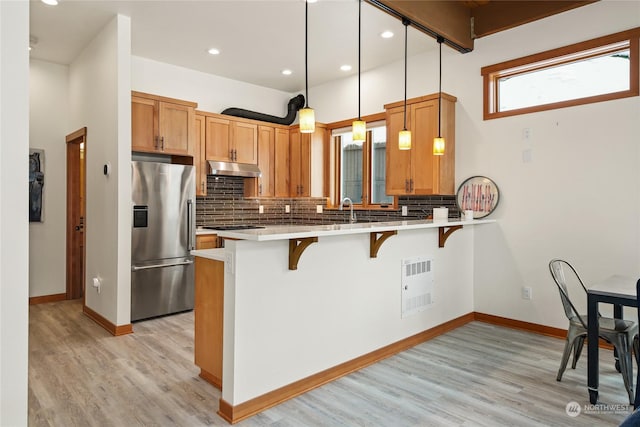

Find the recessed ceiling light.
xmin=207 ymin=48 xmax=220 ymax=55
xmin=380 ymin=31 xmax=394 ymax=39
xmin=41 ymin=0 xmax=58 ymax=5
xmin=340 ymin=65 xmax=352 ymax=72
xmin=281 ymin=69 xmax=292 ymax=76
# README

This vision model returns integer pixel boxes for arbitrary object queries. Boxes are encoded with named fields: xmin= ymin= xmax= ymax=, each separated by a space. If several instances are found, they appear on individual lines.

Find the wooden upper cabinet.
xmin=131 ymin=96 xmax=158 ymax=152
xmin=194 ymin=114 xmax=207 ymax=196
xmin=289 ymin=125 xmax=326 ymax=198
xmin=159 ymin=102 xmax=194 ymax=155
xmin=204 ymin=115 xmax=258 ymax=165
xmin=385 ymin=93 xmax=456 ymax=196
xmin=232 ymin=122 xmax=258 ymax=164
xmin=245 ymin=125 xmax=275 ymax=197
xmin=131 ymin=91 xmax=196 ymax=156
xmin=205 ymin=116 xmax=232 ymax=161
xmin=274 ymin=128 xmax=290 ymax=198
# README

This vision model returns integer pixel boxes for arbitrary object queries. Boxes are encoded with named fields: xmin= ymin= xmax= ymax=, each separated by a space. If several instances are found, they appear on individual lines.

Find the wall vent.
xmin=401 ymin=256 xmax=434 ymax=318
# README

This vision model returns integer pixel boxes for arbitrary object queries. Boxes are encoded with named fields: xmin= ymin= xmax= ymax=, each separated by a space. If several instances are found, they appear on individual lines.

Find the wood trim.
xmin=326 ymin=112 xmax=387 ymax=131
xmin=370 ymin=230 xmax=397 ymax=258
xmin=473 ymin=312 xmax=614 ymax=350
xmin=288 ymin=237 xmax=318 ymax=270
xmin=66 ymin=127 xmax=87 ymax=301
xmin=481 ymin=27 xmax=640 ymax=120
xmin=217 ymin=312 xmax=475 ymax=424
xmin=438 ymin=225 xmax=463 ymax=248
xmin=83 ymin=305 xmax=133 ymax=336
xmin=29 ymin=293 xmax=67 ymax=305
xmin=199 ymin=369 xmax=222 ymax=390
xmin=131 ymin=90 xmax=197 ymax=108
xmin=481 ymin=27 xmax=640 ymax=76
xmin=384 ymin=92 xmax=457 ymax=110
xmin=65 ymin=127 xmax=87 ymax=143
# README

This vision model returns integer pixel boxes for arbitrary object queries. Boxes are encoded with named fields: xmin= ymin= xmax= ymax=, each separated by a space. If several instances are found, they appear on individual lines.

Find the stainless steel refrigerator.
xmin=131 ymin=161 xmax=196 ymax=321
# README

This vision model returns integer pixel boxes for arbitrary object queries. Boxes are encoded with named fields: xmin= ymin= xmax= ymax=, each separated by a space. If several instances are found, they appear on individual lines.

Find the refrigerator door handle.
xmin=187 ymin=199 xmax=195 ymax=250
xmin=131 ymin=260 xmax=194 ymax=272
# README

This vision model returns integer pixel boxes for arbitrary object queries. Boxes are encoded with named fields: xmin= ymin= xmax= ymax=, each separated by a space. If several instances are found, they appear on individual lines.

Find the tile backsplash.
xmin=196 ymin=175 xmax=459 ymax=226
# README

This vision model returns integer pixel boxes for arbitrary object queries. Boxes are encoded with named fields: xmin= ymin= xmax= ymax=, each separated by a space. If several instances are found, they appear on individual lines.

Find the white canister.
xmin=433 ymin=207 xmax=449 ymax=223
xmin=464 ymin=210 xmax=474 ymax=221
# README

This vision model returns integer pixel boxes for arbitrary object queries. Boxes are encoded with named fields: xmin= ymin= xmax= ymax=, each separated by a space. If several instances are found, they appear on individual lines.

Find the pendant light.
xmin=352 ymin=0 xmax=366 ymax=142
xmin=299 ymin=0 xmax=315 ymax=133
xmin=433 ymin=36 xmax=445 ymax=156
xmin=398 ymin=18 xmax=411 ymax=151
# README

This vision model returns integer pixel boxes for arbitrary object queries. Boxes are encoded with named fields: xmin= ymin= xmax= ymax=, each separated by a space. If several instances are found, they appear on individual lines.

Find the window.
xmin=482 ymin=28 xmax=639 ymax=120
xmin=332 ymin=119 xmax=393 ymax=209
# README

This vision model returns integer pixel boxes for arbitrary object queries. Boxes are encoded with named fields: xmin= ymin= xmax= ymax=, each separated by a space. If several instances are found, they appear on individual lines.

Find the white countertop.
xmin=191 ymin=248 xmax=226 ymax=261
xmin=208 ymin=219 xmax=495 ymax=241
xmin=196 ymin=229 xmax=219 ymax=236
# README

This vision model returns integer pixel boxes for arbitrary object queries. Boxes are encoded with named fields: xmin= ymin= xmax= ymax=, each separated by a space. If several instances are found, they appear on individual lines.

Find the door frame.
xmin=66 ymin=127 xmax=87 ymax=300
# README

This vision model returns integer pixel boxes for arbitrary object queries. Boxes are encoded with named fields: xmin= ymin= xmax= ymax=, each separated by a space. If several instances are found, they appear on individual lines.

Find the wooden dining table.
xmin=587 ymin=275 xmax=638 ymax=404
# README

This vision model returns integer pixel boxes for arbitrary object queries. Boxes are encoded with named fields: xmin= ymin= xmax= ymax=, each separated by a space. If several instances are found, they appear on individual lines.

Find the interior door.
xmin=66 ymin=127 xmax=87 ymax=300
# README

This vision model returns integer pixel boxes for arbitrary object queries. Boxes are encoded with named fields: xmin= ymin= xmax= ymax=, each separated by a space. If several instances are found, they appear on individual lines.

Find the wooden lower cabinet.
xmin=194 ymin=256 xmax=224 ymax=389
xmin=195 ymin=234 xmax=218 ymax=250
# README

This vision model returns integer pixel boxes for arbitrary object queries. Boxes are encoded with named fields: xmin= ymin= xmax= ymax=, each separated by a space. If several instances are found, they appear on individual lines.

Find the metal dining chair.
xmin=549 ymin=259 xmax=638 ymax=404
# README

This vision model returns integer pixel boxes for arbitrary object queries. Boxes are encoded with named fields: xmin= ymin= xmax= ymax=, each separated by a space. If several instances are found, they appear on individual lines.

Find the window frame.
xmin=327 ymin=112 xmax=396 ymax=210
xmin=481 ymin=27 xmax=640 ymax=120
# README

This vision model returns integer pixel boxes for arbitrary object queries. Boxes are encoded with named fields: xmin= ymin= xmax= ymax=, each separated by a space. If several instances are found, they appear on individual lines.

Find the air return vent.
xmin=401 ymin=256 xmax=434 ymax=318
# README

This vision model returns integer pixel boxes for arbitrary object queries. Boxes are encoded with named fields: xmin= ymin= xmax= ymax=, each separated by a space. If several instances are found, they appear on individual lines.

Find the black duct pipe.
xmin=220 ymin=94 xmax=305 ymax=126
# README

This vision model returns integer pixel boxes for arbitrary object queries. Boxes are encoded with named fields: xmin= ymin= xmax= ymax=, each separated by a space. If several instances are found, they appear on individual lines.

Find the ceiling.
xmin=29 ymin=0 xmax=595 ymax=94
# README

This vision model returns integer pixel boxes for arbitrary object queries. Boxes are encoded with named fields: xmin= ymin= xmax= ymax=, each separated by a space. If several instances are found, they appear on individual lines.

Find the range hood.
xmin=207 ymin=161 xmax=261 ymax=178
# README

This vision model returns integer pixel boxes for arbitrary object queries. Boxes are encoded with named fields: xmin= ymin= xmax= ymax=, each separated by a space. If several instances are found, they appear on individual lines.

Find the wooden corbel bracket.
xmin=438 ymin=225 xmax=463 ymax=248
xmin=289 ymin=237 xmax=318 ymax=270
xmin=370 ymin=230 xmax=397 ymax=258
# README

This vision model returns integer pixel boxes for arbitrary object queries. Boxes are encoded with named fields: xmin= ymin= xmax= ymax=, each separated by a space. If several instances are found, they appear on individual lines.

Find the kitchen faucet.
xmin=339 ymin=197 xmax=357 ymax=223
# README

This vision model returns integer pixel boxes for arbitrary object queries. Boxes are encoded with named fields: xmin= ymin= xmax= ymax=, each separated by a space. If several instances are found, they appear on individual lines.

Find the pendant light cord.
xmin=358 ymin=0 xmax=361 ymax=120
xmin=402 ymin=18 xmax=409 ymax=131
xmin=305 ymin=0 xmax=309 ymax=109
xmin=437 ymin=35 xmax=443 ymax=138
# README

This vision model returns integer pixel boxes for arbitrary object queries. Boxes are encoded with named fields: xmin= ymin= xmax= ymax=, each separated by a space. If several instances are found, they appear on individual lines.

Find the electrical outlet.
xmin=285 ymin=205 xmax=290 ymax=213
xmin=522 ymin=286 xmax=532 ymax=300
xmin=522 ymin=127 xmax=532 ymax=141
xmin=316 ymin=205 xmax=323 ymax=214
xmin=401 ymin=206 xmax=408 ymax=216
xmin=258 ymin=205 xmax=264 ymax=214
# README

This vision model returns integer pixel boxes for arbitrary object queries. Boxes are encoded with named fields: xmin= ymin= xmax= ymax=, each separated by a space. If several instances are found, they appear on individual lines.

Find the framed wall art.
xmin=456 ymin=176 xmax=499 ymax=219
xmin=29 ymin=148 xmax=45 ymax=222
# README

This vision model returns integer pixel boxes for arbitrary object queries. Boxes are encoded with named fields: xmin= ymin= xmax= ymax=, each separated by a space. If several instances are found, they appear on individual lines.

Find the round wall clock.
xmin=456 ymin=176 xmax=500 ymax=219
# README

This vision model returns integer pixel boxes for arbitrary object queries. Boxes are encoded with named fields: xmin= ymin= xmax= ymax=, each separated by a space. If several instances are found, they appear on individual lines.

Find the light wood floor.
xmin=29 ymin=300 xmax=632 ymax=426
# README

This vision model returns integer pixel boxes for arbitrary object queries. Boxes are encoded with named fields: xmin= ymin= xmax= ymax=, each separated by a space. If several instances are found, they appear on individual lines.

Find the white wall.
xmin=132 ymin=56 xmax=292 ymax=116
xmin=311 ymin=0 xmax=640 ymax=329
xmin=223 ymin=227 xmax=475 ymax=404
xmin=29 ymin=59 xmax=69 ymax=298
xmin=0 ymin=1 xmax=29 ymax=424
xmin=69 ymin=15 xmax=132 ymax=326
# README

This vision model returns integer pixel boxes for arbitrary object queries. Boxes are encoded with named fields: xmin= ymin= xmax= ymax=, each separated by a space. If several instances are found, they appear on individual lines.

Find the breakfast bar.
xmin=192 ymin=219 xmax=494 ymax=423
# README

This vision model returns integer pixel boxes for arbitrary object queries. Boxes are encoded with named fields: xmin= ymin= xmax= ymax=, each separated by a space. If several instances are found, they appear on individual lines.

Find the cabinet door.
xmin=257 ymin=125 xmax=274 ymax=196
xmin=158 ymin=101 xmax=193 ymax=156
xmin=289 ymin=129 xmax=302 ymax=196
xmin=385 ymin=106 xmax=413 ymax=195
xmin=205 ymin=116 xmax=232 ymax=161
xmin=194 ymin=114 xmax=207 ymax=196
xmin=299 ymin=133 xmax=311 ymax=197
xmin=274 ymin=128 xmax=290 ymax=197
xmin=194 ymin=257 xmax=223 ymax=389
xmin=410 ymin=100 xmax=438 ymax=195
xmin=232 ymin=121 xmax=258 ymax=164
xmin=131 ymin=96 xmax=158 ymax=153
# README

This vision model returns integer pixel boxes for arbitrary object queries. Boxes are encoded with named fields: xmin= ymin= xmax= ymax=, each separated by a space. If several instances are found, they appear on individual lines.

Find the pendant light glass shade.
xmin=433 ymin=36 xmax=445 ymax=156
xmin=433 ymin=137 xmax=445 ymax=155
xmin=399 ymin=18 xmax=411 ymax=150
xmin=299 ymin=107 xmax=316 ymax=133
xmin=399 ymin=130 xmax=412 ymax=150
xmin=352 ymin=120 xmax=366 ymax=142
xmin=299 ymin=0 xmax=315 ymax=134
xmin=352 ymin=0 xmax=366 ymax=143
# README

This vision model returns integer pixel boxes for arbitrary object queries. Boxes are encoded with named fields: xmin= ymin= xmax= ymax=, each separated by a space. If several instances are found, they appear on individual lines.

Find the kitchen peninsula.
xmin=192 ymin=219 xmax=494 ymax=423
